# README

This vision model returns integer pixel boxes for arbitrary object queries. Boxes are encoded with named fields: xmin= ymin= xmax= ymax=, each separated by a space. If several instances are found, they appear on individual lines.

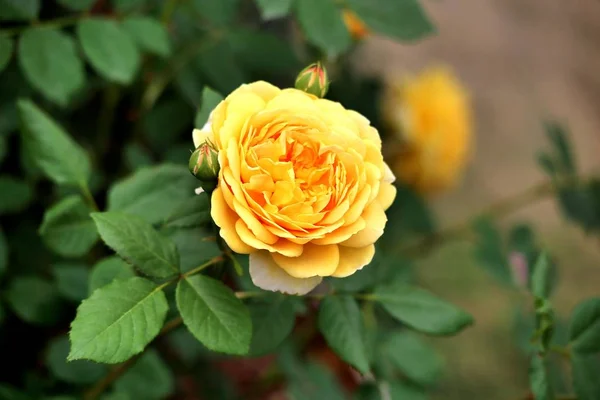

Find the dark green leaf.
xmin=255 ymin=0 xmax=293 ymax=20
xmin=572 ymin=354 xmax=600 ymax=400
xmin=384 ymin=331 xmax=443 ymax=386
xmin=122 ymin=17 xmax=171 ymax=58
xmin=194 ymin=87 xmax=223 ymax=129
xmin=537 ymin=152 xmax=557 ymax=177
xmin=388 ymin=382 xmax=427 ymax=400
xmin=472 ymin=217 xmax=512 ymax=285
xmin=101 ymin=392 xmax=131 ymax=400
xmin=69 ymin=277 xmax=169 ymax=363
xmin=18 ymin=99 xmax=91 ymax=186
xmin=124 ymin=143 xmax=153 ymax=171
xmin=176 ymin=275 xmax=252 ymax=355
xmin=295 ymin=0 xmax=351 ymax=57
xmin=77 ymin=18 xmax=141 ymax=84
xmin=557 ymin=187 xmax=598 ymax=231
xmin=89 ymin=256 xmax=136 ymax=294
xmin=18 ymin=27 xmax=85 ymax=106
xmin=382 ymin=185 xmax=435 ymax=245
xmin=53 ymin=263 xmax=90 ymax=302
xmin=0 ymin=35 xmax=13 ymax=73
xmin=108 ymin=164 xmax=198 ymax=224
xmin=6 ymin=276 xmax=62 ymax=325
xmin=46 ymin=335 xmax=106 ymax=384
xmin=248 ymin=297 xmax=296 ymax=356
xmin=165 ymin=227 xmax=221 ymax=273
xmin=531 ymin=252 xmax=552 ymax=299
xmin=0 ymin=226 xmax=7 ymax=276
xmin=191 ymin=0 xmax=240 ymax=26
xmin=287 ymin=361 xmax=346 ymax=400
xmin=57 ymin=0 xmax=96 ymax=10
xmin=0 ymin=175 xmax=33 ymax=215
xmin=0 ymin=0 xmax=40 ymax=21
xmin=111 ymin=0 xmax=146 ymax=12
xmin=529 ymin=355 xmax=554 ymax=400
xmin=195 ymin=39 xmax=247 ymax=95
xmin=162 ymin=194 xmax=211 ymax=228
xmin=318 ymin=296 xmax=369 ymax=373
xmin=346 ymin=0 xmax=434 ymax=41
xmin=0 ymin=384 xmax=32 ymax=400
xmin=91 ymin=212 xmax=180 ymax=278
xmin=373 ymin=281 xmax=473 ymax=335
xmin=114 ymin=350 xmax=174 ymax=400
xmin=545 ymin=121 xmax=575 ymax=175
xmin=39 ymin=195 xmax=98 ymax=257
xmin=569 ymin=297 xmax=600 ymax=353
xmin=142 ymin=98 xmax=194 ymax=152
xmin=167 ymin=328 xmax=208 ymax=366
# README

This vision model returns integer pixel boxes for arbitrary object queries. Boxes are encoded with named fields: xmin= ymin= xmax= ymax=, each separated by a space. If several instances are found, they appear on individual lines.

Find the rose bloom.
xmin=382 ymin=66 xmax=473 ymax=195
xmin=193 ymin=81 xmax=396 ymax=295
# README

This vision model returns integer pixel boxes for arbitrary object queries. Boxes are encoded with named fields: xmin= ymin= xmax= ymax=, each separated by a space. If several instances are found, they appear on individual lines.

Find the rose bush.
xmin=193 ymin=81 xmax=397 ymax=294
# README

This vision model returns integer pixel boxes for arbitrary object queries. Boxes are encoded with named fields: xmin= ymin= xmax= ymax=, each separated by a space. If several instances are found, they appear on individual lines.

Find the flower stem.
xmin=181 ymin=256 xmax=223 ymax=278
xmin=80 ymin=183 xmax=99 ymax=212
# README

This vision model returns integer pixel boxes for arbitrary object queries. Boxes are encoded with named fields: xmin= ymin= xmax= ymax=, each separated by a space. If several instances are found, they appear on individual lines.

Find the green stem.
xmin=182 ymin=256 xmax=223 ymax=278
xmin=81 ymin=183 xmax=99 ymax=212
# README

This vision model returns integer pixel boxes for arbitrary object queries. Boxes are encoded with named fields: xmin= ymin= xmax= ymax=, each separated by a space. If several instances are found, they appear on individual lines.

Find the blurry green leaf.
xmin=388 ymin=382 xmax=427 ymax=400
xmin=0 ymin=226 xmax=7 ymax=276
xmin=318 ymin=296 xmax=369 ymax=373
xmin=0 ymin=137 xmax=7 ymax=164
xmin=0 ymin=384 xmax=31 ymax=400
xmin=529 ymin=355 xmax=554 ymax=400
xmin=228 ymin=29 xmax=301 ymax=74
xmin=77 ymin=18 xmax=141 ymax=84
xmin=287 ymin=361 xmax=346 ymax=400
xmin=572 ymin=354 xmax=600 ymax=400
xmin=163 ymin=143 xmax=192 ymax=164
xmin=545 ymin=121 xmax=575 ymax=175
xmin=46 ymin=335 xmax=106 ymax=384
xmin=142 ymin=98 xmax=194 ymax=152
xmin=191 ymin=0 xmax=239 ymax=26
xmin=508 ymin=224 xmax=537 ymax=262
xmin=69 ymin=277 xmax=169 ymax=363
xmin=18 ymin=28 xmax=85 ymax=106
xmin=108 ymin=165 xmax=197 ymax=224
xmin=124 ymin=143 xmax=153 ymax=171
xmin=295 ymin=0 xmax=351 ymax=57
xmin=384 ymin=331 xmax=443 ymax=386
xmin=353 ymin=383 xmax=381 ymax=400
xmin=537 ymin=152 xmax=558 ymax=177
xmin=196 ymin=39 xmax=247 ymax=96
xmin=0 ymin=101 xmax=19 ymax=136
xmin=194 ymin=87 xmax=223 ymax=129
xmin=533 ymin=297 xmax=555 ymax=354
xmin=57 ymin=0 xmax=96 ymax=10
xmin=39 ymin=196 xmax=98 ymax=257
xmin=346 ymin=0 xmax=434 ymax=41
xmin=167 ymin=328 xmax=208 ymax=366
xmin=122 ymin=17 xmax=171 ymax=58
xmin=174 ymin=63 xmax=205 ymax=106
xmin=165 ymin=227 xmax=220 ymax=273
xmin=114 ymin=349 xmax=174 ymax=400
xmin=176 ymin=275 xmax=251 ymax=355
xmin=255 ymin=0 xmax=293 ymax=20
xmin=0 ymin=35 xmax=13 ymax=73
xmin=531 ymin=252 xmax=552 ymax=299
xmin=101 ymin=392 xmax=131 ymax=400
xmin=248 ymin=296 xmax=296 ymax=356
xmin=6 ymin=276 xmax=62 ymax=325
xmin=383 ymin=185 xmax=435 ymax=243
xmin=89 ymin=256 xmax=136 ymax=294
xmin=91 ymin=212 xmax=179 ymax=278
xmin=0 ymin=0 xmax=40 ymax=21
xmin=373 ymin=281 xmax=473 ymax=335
xmin=557 ymin=187 xmax=598 ymax=231
xmin=18 ymin=99 xmax=91 ymax=187
xmin=53 ymin=263 xmax=90 ymax=302
xmin=111 ymin=0 xmax=146 ymax=12
xmin=163 ymin=194 xmax=210 ymax=228
xmin=569 ymin=297 xmax=600 ymax=353
xmin=472 ymin=217 xmax=512 ymax=285
xmin=0 ymin=175 xmax=33 ymax=215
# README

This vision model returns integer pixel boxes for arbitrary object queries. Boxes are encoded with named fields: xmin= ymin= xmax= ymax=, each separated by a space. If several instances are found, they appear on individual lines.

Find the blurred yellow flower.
xmin=382 ymin=66 xmax=473 ymax=195
xmin=343 ymin=10 xmax=369 ymax=40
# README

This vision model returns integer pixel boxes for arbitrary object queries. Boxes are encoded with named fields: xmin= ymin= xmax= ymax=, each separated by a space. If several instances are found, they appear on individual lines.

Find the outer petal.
xmin=211 ymin=187 xmax=253 ymax=254
xmin=341 ymin=202 xmax=387 ymax=248
xmin=383 ymin=162 xmax=396 ymax=183
xmin=235 ymin=220 xmax=303 ymax=257
xmin=332 ymin=244 xmax=375 ymax=278
xmin=272 ymin=243 xmax=339 ymax=278
xmin=377 ymin=183 xmax=397 ymax=211
xmin=250 ymin=251 xmax=322 ymax=295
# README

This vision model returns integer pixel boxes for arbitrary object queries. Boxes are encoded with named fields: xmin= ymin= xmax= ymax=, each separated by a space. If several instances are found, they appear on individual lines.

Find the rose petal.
xmin=250 ymin=251 xmax=322 ymax=295
xmin=332 ymin=244 xmax=375 ymax=277
xmin=383 ymin=162 xmax=396 ymax=183
xmin=341 ymin=202 xmax=387 ymax=248
xmin=211 ymin=187 xmax=253 ymax=254
xmin=272 ymin=243 xmax=339 ymax=278
xmin=377 ymin=183 xmax=397 ymax=211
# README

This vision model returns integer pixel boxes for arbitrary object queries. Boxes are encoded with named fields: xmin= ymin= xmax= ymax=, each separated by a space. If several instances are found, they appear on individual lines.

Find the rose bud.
xmin=189 ymin=141 xmax=220 ymax=183
xmin=294 ymin=62 xmax=330 ymax=98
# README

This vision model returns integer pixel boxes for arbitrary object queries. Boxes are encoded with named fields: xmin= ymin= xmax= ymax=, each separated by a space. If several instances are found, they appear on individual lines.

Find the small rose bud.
xmin=189 ymin=141 xmax=220 ymax=182
xmin=295 ymin=62 xmax=330 ymax=98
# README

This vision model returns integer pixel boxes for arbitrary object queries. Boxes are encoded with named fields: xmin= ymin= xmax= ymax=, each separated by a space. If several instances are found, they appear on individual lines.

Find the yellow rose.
xmin=382 ymin=66 xmax=473 ymax=195
xmin=343 ymin=10 xmax=369 ymax=40
xmin=193 ymin=81 xmax=396 ymax=295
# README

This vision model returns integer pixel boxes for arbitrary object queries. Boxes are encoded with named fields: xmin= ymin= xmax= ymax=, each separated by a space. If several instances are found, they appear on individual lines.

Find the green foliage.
xmin=69 ymin=277 xmax=169 ymax=363
xmin=255 ymin=0 xmax=293 ymax=20
xmin=384 ymin=331 xmax=443 ymax=387
xmin=0 ymin=227 xmax=7 ymax=276
xmin=89 ymin=256 xmax=136 ymax=294
xmin=295 ymin=0 xmax=351 ymax=57
xmin=569 ymin=297 xmax=600 ymax=353
xmin=0 ymin=0 xmax=40 ymax=21
xmin=194 ymin=87 xmax=223 ymax=129
xmin=162 ymin=194 xmax=211 ymax=228
xmin=286 ymin=360 xmax=347 ymax=400
xmin=572 ymin=354 xmax=600 ymax=400
xmin=248 ymin=296 xmax=297 ymax=356
xmin=473 ymin=217 xmax=513 ymax=285
xmin=121 ymin=17 xmax=171 ymax=58
xmin=0 ymin=175 xmax=33 ymax=214
xmin=114 ymin=350 xmax=174 ymax=400
xmin=6 ymin=276 xmax=63 ymax=325
xmin=57 ymin=0 xmax=96 ymax=11
xmin=46 ymin=336 xmax=107 ymax=384
xmin=529 ymin=355 xmax=554 ymax=400
xmin=53 ymin=263 xmax=90 ymax=302
xmin=0 ymin=35 xmax=14 ymax=73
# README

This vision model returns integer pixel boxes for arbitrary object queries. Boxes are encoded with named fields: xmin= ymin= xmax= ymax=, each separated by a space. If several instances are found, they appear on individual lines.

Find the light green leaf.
xmin=108 ymin=164 xmax=198 ymax=224
xmin=162 ymin=194 xmax=211 ymax=229
xmin=57 ymin=0 xmax=96 ymax=10
xmin=194 ymin=87 xmax=223 ymax=129
xmin=572 ymin=354 xmax=600 ymax=400
xmin=53 ymin=263 xmax=90 ymax=302
xmin=0 ymin=0 xmax=40 ymax=21
xmin=191 ymin=0 xmax=240 ymax=26
xmin=529 ymin=355 xmax=554 ymax=400
xmin=39 ymin=195 xmax=98 ymax=257
xmin=6 ymin=276 xmax=62 ymax=325
xmin=165 ymin=227 xmax=221 ymax=273
xmin=91 ymin=212 xmax=179 ymax=278
xmin=531 ymin=252 xmax=552 ymax=299
xmin=0 ymin=175 xmax=33 ymax=215
xmin=46 ymin=335 xmax=106 ymax=384
xmin=69 ymin=277 xmax=169 ymax=363
xmin=346 ymin=0 xmax=434 ymax=41
xmin=111 ymin=0 xmax=147 ymax=12
xmin=0 ymin=35 xmax=13 ymax=73
xmin=89 ymin=256 xmax=136 ymax=294
xmin=0 ymin=226 xmax=7 ymax=276
xmin=255 ymin=0 xmax=293 ymax=20
xmin=249 ymin=297 xmax=296 ymax=356
xmin=122 ymin=17 xmax=171 ymax=58
xmin=0 ymin=384 xmax=32 ymax=400
xmin=373 ymin=281 xmax=473 ymax=335
xmin=18 ymin=27 xmax=85 ymax=106
xmin=318 ymin=296 xmax=369 ymax=373
xmin=114 ymin=349 xmax=174 ymax=400
xmin=176 ymin=275 xmax=252 ymax=355
xmin=569 ymin=297 xmax=600 ymax=353
xmin=77 ymin=18 xmax=140 ymax=84
xmin=18 ymin=99 xmax=91 ymax=187
xmin=384 ymin=331 xmax=443 ymax=386
xmin=295 ymin=0 xmax=351 ymax=57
